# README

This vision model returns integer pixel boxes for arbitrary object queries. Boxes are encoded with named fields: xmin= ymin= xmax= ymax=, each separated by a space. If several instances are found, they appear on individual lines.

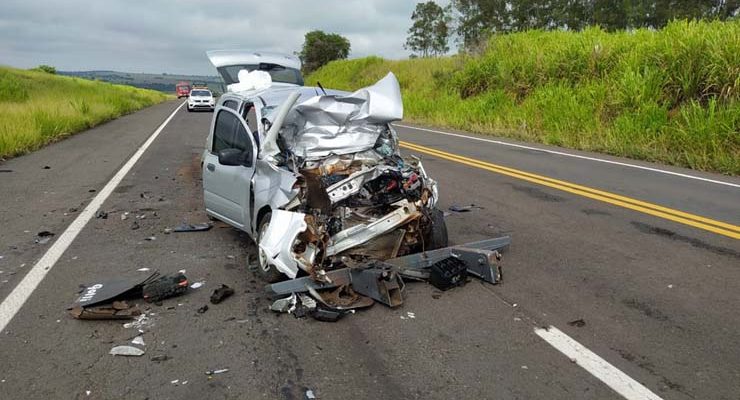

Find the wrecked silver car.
xmin=202 ymin=51 xmax=448 ymax=283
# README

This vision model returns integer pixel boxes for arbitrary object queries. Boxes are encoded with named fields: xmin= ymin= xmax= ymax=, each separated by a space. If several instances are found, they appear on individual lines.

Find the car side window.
xmin=223 ymin=100 xmax=238 ymax=110
xmin=233 ymin=123 xmax=253 ymax=167
xmin=212 ymin=110 xmax=253 ymax=167
xmin=212 ymin=110 xmax=237 ymax=153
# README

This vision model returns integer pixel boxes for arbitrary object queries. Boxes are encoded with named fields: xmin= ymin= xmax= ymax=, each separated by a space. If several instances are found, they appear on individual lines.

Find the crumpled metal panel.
xmin=326 ymin=199 xmax=420 ymax=256
xmin=258 ymin=210 xmax=307 ymax=279
xmin=280 ymin=73 xmax=403 ymax=159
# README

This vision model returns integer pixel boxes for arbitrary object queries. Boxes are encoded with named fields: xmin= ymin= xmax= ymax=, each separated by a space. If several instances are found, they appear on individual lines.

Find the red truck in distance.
xmin=176 ymin=82 xmax=191 ymax=98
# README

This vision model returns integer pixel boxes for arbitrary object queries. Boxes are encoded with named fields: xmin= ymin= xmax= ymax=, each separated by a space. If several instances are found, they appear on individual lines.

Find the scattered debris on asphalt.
xmin=35 ymin=231 xmax=55 ymax=244
xmin=43 ymin=165 xmax=51 ymax=169
xmin=131 ymin=336 xmax=146 ymax=346
xmin=123 ymin=314 xmax=153 ymax=330
xmin=0 ymin=169 xmax=13 ymax=173
xmin=121 ymin=212 xmax=129 ymax=220
xmin=448 ymin=204 xmax=485 ymax=213
xmin=142 ymin=273 xmax=188 ymax=302
xmin=205 ymin=368 xmax=229 ymax=376
xmin=69 ymin=301 xmax=141 ymax=320
xmin=174 ymin=222 xmax=212 ymax=233
xmin=163 ymin=227 xmax=172 ymax=234
xmin=151 ymin=354 xmax=170 ymax=362
xmin=109 ymin=345 xmax=145 ymax=357
xmin=197 ymin=305 xmax=209 ymax=314
xmin=190 ymin=281 xmax=205 ymax=289
xmin=130 ymin=221 xmax=140 ymax=230
xmin=137 ymin=268 xmax=150 ymax=272
xmin=210 ymin=284 xmax=234 ymax=304
xmin=568 ymin=318 xmax=586 ymax=328
xmin=265 ymin=237 xmax=509 ymax=322
xmin=144 ymin=235 xmax=156 ymax=241
xmin=305 ymin=389 xmax=316 ymax=399
xmin=95 ymin=210 xmax=108 ymax=219
xmin=69 ymin=272 xmax=188 ymax=323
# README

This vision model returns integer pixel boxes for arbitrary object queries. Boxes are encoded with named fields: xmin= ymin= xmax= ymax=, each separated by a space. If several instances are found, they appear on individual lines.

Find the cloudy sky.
xmin=1 ymin=0 xmax=451 ymax=76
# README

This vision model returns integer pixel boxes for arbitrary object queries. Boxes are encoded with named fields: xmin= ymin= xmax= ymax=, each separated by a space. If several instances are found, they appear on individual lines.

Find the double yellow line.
xmin=400 ymin=141 xmax=740 ymax=240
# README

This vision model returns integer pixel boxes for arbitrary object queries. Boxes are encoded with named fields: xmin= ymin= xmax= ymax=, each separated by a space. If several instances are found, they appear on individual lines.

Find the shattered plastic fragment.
xmin=270 ymin=294 xmax=297 ymax=313
xmin=173 ymin=223 xmax=212 ymax=232
xmin=205 ymin=368 xmax=229 ymax=375
xmin=131 ymin=336 xmax=146 ymax=346
xmin=109 ymin=345 xmax=145 ymax=357
xmin=190 ymin=281 xmax=205 ymax=289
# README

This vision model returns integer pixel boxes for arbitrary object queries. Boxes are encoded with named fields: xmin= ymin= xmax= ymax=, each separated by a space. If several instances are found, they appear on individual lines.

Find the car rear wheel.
xmin=256 ymin=212 xmax=284 ymax=283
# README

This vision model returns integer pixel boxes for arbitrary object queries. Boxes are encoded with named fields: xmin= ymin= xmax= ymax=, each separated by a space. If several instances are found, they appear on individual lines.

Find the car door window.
xmin=233 ymin=123 xmax=253 ymax=167
xmin=213 ymin=110 xmax=238 ymax=154
xmin=223 ymin=100 xmax=238 ymax=110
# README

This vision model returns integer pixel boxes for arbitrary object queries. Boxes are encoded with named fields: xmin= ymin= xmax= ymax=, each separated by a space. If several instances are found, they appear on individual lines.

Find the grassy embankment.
xmin=0 ymin=66 xmax=170 ymax=159
xmin=307 ymin=20 xmax=739 ymax=175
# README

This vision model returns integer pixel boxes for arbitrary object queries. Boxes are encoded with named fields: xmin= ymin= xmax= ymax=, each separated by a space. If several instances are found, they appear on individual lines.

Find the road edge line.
xmin=0 ymin=100 xmax=186 ymax=333
xmin=395 ymin=123 xmax=740 ymax=189
xmin=535 ymin=326 xmax=665 ymax=400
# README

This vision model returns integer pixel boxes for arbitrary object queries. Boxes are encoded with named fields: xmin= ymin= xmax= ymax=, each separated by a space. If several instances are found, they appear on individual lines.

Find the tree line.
xmin=406 ymin=0 xmax=739 ymax=55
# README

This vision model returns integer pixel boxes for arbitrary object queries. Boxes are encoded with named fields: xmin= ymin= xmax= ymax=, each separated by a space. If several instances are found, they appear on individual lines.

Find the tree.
xmin=299 ymin=30 xmax=351 ymax=74
xmin=33 ymin=65 xmax=56 ymax=74
xmin=405 ymin=1 xmax=452 ymax=57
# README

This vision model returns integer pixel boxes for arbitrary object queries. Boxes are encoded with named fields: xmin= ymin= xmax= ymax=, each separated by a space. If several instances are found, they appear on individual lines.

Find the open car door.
xmin=202 ymin=106 xmax=258 ymax=230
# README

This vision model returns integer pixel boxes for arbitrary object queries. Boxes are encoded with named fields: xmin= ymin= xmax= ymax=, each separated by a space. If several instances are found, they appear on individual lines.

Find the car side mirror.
xmin=218 ymin=148 xmax=244 ymax=166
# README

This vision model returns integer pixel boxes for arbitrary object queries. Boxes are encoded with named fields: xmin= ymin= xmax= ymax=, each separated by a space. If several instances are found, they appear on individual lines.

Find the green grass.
xmin=0 ymin=66 xmax=171 ymax=159
xmin=307 ymin=20 xmax=740 ymax=175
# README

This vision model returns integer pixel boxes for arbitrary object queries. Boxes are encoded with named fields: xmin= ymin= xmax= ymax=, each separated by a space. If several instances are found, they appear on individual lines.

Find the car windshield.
xmin=191 ymin=90 xmax=211 ymax=97
xmin=218 ymin=63 xmax=304 ymax=86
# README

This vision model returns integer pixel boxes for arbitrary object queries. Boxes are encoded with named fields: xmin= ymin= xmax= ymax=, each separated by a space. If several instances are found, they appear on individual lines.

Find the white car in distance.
xmin=187 ymin=88 xmax=215 ymax=112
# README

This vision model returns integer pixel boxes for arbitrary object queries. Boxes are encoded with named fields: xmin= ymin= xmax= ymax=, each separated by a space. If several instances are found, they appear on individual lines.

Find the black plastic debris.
xmin=429 ymin=257 xmax=468 ymax=291
xmin=43 ymin=165 xmax=51 ymax=169
xmin=311 ymin=305 xmax=348 ymax=322
xmin=142 ymin=273 xmax=188 ymax=303
xmin=568 ymin=318 xmax=586 ymax=328
xmin=95 ymin=210 xmax=108 ymax=219
xmin=448 ymin=204 xmax=485 ymax=213
xmin=174 ymin=223 xmax=212 ymax=233
xmin=35 ymin=231 xmax=55 ymax=244
xmin=0 ymin=169 xmax=13 ymax=173
xmin=75 ymin=273 xmax=158 ymax=308
xmin=210 ymin=284 xmax=234 ymax=304
xmin=197 ymin=305 xmax=209 ymax=314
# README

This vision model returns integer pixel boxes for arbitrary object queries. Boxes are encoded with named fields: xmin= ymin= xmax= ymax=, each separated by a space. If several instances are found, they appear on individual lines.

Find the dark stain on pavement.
xmin=581 ymin=208 xmax=611 ymax=216
xmin=507 ymin=183 xmax=565 ymax=202
xmin=631 ymin=221 xmax=739 ymax=259
xmin=622 ymin=298 xmax=670 ymax=322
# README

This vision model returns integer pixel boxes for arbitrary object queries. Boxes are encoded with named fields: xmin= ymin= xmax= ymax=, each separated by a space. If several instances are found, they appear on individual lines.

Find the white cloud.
xmin=0 ymin=0 xmax=450 ymax=75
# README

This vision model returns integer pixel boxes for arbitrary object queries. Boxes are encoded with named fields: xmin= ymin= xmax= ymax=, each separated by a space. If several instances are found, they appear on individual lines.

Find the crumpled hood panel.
xmin=280 ymin=73 xmax=403 ymax=159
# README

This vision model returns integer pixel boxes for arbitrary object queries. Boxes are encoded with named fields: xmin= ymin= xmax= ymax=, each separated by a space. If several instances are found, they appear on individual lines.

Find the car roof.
xmin=206 ymin=50 xmax=301 ymax=70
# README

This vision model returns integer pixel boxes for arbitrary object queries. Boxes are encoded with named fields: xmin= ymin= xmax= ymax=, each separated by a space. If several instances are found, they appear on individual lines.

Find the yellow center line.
xmin=400 ymin=141 xmax=740 ymax=240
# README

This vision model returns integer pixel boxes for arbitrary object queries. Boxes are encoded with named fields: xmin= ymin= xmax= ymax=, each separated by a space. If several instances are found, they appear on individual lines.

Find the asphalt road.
xmin=0 ymin=101 xmax=738 ymax=400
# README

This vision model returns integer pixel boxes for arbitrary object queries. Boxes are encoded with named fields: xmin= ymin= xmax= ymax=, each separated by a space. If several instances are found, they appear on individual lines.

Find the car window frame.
xmin=210 ymin=106 xmax=257 ymax=168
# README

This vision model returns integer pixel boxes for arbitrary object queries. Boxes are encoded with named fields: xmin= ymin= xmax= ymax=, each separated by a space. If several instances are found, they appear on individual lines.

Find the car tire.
xmin=425 ymin=208 xmax=449 ymax=250
xmin=256 ymin=212 xmax=284 ymax=283
xmin=187 ymin=106 xmax=192 ymax=112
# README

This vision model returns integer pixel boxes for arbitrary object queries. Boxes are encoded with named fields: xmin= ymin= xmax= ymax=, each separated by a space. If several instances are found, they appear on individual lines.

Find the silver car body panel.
xmin=203 ymin=51 xmax=440 ymax=278
xmin=206 ymin=50 xmax=301 ymax=70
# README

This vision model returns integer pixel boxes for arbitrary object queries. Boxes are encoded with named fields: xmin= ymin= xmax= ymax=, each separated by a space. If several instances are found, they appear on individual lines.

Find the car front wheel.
xmin=256 ymin=212 xmax=284 ymax=283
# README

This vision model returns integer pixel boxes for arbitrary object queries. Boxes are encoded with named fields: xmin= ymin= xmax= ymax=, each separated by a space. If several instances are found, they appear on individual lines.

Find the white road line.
xmin=395 ymin=124 xmax=740 ymax=189
xmin=535 ymin=326 xmax=664 ymax=400
xmin=0 ymin=101 xmax=186 ymax=333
